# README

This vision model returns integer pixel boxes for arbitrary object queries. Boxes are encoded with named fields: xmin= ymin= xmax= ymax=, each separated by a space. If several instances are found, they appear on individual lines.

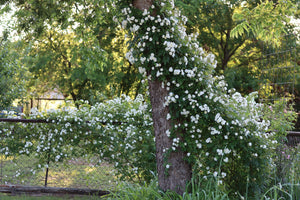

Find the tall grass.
xmin=106 ymin=144 xmax=300 ymax=200
xmin=106 ymin=175 xmax=230 ymax=200
xmin=0 ymin=194 xmax=105 ymax=200
xmin=106 ymin=176 xmax=300 ymax=200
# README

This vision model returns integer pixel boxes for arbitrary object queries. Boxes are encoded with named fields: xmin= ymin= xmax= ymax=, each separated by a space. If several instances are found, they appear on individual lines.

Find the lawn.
xmin=0 ymin=154 xmax=117 ymax=190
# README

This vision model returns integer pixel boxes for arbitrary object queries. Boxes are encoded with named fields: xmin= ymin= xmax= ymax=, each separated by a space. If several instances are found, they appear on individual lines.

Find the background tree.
xmin=231 ymin=0 xmax=297 ymax=45
xmin=176 ymin=0 xmax=298 ymax=95
xmin=230 ymin=0 xmax=299 ymax=129
xmin=25 ymin=27 xmax=109 ymax=104
xmin=176 ymin=0 xmax=299 ymax=130
xmin=0 ymin=0 xmax=143 ymax=104
xmin=2 ymin=0 xmax=298 ymax=103
xmin=0 ymin=31 xmax=27 ymax=110
xmin=176 ymin=0 xmax=249 ymax=73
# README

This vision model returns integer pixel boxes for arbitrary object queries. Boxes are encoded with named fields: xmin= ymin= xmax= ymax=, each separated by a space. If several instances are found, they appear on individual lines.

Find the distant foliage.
xmin=231 ymin=0 xmax=296 ymax=47
xmin=0 ymin=38 xmax=27 ymax=110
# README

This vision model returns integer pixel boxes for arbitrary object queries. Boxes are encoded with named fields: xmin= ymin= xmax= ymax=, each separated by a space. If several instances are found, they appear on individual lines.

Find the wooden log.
xmin=0 ymin=118 xmax=124 ymax=125
xmin=0 ymin=185 xmax=110 ymax=196
xmin=0 ymin=118 xmax=48 ymax=123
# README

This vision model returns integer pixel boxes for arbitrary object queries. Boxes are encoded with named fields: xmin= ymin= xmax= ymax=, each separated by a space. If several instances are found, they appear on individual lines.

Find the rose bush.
xmin=115 ymin=0 xmax=291 ymax=197
xmin=0 ymin=95 xmax=155 ymax=183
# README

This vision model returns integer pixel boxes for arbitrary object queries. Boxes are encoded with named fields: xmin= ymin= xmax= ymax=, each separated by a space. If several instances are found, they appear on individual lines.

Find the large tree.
xmin=0 ymin=33 xmax=27 ymax=110
xmin=118 ymin=0 xmax=297 ymax=196
xmin=0 ymin=0 xmax=143 ymax=103
xmin=176 ymin=0 xmax=298 ymax=94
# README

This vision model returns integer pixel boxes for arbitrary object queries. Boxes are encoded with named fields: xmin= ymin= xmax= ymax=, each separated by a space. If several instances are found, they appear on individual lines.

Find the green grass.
xmin=0 ymin=154 xmax=117 ymax=190
xmin=105 ymin=176 xmax=230 ymax=200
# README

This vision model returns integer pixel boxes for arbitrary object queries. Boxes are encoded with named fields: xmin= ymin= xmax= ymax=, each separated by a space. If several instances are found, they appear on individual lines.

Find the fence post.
xmin=44 ymin=154 xmax=50 ymax=187
xmin=44 ymin=129 xmax=52 ymax=187
xmin=0 ymin=156 xmax=3 ymax=184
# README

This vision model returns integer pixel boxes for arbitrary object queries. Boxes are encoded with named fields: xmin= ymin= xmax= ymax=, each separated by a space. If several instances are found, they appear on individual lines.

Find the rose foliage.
xmin=0 ymin=95 xmax=155 ymax=183
xmin=115 ymin=0 xmax=286 ymax=197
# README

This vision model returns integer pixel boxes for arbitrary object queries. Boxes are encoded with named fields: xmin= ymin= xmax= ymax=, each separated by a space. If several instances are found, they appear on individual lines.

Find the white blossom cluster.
xmin=0 ymin=0 xmax=281 ymax=185
xmin=119 ymin=0 xmax=277 ymax=181
xmin=0 ymin=95 xmax=155 ymax=182
xmin=289 ymin=16 xmax=300 ymax=44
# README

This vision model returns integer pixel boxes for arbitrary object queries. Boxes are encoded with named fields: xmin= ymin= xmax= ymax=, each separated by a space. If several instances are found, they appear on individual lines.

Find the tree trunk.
xmin=148 ymin=80 xmax=192 ymax=195
xmin=132 ymin=0 xmax=192 ymax=195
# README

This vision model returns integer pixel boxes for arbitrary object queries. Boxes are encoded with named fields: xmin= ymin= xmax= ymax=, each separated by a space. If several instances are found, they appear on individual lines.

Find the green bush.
xmin=1 ymin=93 xmax=298 ymax=198
xmin=0 ymin=93 xmax=280 ymax=198
xmin=0 ymin=95 xmax=156 ymax=183
xmin=262 ymin=99 xmax=297 ymax=138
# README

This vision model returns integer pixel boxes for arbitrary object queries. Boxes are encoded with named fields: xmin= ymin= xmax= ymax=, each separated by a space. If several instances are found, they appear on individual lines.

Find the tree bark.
xmin=148 ymin=80 xmax=192 ymax=195
xmin=132 ymin=0 xmax=192 ymax=195
xmin=133 ymin=0 xmax=153 ymax=10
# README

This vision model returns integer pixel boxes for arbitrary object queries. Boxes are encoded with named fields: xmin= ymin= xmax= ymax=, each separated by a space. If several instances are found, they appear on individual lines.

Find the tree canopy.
xmin=0 ymin=34 xmax=27 ymax=110
xmin=176 ymin=0 xmax=299 ymax=94
xmin=0 ymin=0 xmax=298 ymax=104
xmin=0 ymin=0 xmax=143 ymax=105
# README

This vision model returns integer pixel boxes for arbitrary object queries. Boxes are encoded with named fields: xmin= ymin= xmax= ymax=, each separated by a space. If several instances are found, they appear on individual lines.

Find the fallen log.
xmin=0 ymin=185 xmax=110 ymax=196
xmin=0 ymin=118 xmax=48 ymax=123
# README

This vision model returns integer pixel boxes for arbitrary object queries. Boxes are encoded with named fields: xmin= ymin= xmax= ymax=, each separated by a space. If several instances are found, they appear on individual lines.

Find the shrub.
xmin=0 ymin=95 xmax=156 ymax=183
xmin=116 ymin=0 xmax=282 ymax=198
xmin=0 ymin=92 xmax=279 ymax=198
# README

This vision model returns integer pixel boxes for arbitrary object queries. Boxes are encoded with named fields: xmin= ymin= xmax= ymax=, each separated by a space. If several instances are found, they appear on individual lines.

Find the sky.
xmin=290 ymin=16 xmax=300 ymax=43
xmin=0 ymin=3 xmax=17 ymax=38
